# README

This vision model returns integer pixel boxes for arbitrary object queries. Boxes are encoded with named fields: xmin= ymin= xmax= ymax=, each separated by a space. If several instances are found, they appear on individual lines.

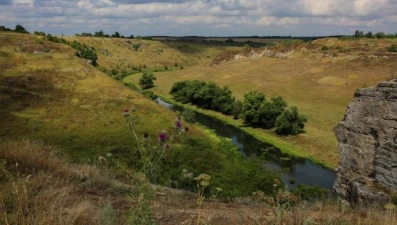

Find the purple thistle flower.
xmin=176 ymin=120 xmax=182 ymax=128
xmin=159 ymin=130 xmax=167 ymax=142
xmin=122 ymin=109 xmax=129 ymax=117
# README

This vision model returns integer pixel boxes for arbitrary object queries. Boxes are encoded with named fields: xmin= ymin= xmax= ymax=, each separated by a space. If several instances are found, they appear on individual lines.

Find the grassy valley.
xmin=2 ymin=32 xmax=397 ymax=224
xmin=125 ymin=37 xmax=397 ymax=168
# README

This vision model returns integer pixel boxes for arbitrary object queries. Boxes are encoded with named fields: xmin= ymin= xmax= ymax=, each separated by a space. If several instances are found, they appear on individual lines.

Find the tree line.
xmin=0 ymin=24 xmax=29 ymax=33
xmin=353 ymin=30 xmax=397 ymax=39
xmin=75 ymin=30 xmax=135 ymax=39
xmin=169 ymin=80 xmax=307 ymax=135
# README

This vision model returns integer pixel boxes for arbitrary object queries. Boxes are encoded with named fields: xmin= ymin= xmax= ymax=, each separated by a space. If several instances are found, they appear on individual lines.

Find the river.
xmin=156 ymin=98 xmax=336 ymax=190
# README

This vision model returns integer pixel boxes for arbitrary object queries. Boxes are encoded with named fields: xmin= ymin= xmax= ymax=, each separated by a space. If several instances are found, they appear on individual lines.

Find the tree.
xmin=94 ymin=30 xmax=104 ymax=37
xmin=111 ymin=31 xmax=120 ymax=38
xmin=365 ymin=31 xmax=373 ymax=38
xmin=275 ymin=106 xmax=307 ymax=135
xmin=194 ymin=82 xmax=219 ymax=109
xmin=15 ymin=24 xmax=28 ymax=33
xmin=242 ymin=91 xmax=266 ymax=125
xmin=258 ymin=96 xmax=287 ymax=129
xmin=375 ymin=32 xmax=386 ymax=39
xmin=213 ymin=86 xmax=235 ymax=115
xmin=139 ymin=72 xmax=156 ymax=89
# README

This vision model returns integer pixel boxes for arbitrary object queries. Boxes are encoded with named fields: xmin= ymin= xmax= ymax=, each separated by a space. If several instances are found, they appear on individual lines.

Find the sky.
xmin=0 ymin=0 xmax=396 ymax=37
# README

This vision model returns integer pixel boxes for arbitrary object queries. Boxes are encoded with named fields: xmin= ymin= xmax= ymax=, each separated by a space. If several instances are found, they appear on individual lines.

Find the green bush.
xmin=275 ymin=106 xmax=307 ymax=135
xmin=139 ymin=72 xmax=156 ymax=89
xmin=389 ymin=44 xmax=397 ymax=52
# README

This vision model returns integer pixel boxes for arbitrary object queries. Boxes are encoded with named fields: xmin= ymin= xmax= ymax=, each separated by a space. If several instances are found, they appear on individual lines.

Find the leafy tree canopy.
xmin=275 ymin=106 xmax=307 ymax=135
xmin=139 ymin=72 xmax=156 ymax=89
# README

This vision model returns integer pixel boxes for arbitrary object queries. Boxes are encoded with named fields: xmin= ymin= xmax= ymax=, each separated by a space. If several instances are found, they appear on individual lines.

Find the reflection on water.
xmin=156 ymin=98 xmax=336 ymax=190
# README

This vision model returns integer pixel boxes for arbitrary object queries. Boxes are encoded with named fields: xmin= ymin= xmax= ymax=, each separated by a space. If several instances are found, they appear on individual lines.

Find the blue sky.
xmin=1 ymin=0 xmax=396 ymax=37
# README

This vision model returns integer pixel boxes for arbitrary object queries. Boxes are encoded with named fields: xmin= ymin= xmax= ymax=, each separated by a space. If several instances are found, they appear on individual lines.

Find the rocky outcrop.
xmin=333 ymin=80 xmax=397 ymax=205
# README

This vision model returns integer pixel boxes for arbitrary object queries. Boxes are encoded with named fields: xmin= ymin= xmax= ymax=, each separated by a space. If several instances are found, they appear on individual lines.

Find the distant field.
xmin=126 ymin=37 xmax=397 ymax=168
xmin=150 ymin=36 xmax=295 ymax=48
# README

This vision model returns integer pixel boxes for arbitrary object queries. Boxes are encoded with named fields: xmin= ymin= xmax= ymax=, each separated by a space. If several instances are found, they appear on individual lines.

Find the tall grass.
xmin=0 ymin=139 xmax=129 ymax=225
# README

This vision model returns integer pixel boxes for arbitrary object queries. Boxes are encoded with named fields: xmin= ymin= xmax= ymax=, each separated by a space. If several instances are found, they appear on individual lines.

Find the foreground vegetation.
xmin=1 ymin=139 xmax=397 ymax=225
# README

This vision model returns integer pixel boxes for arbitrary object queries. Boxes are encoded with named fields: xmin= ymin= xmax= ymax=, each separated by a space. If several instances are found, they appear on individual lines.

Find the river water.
xmin=157 ymin=98 xmax=336 ymax=190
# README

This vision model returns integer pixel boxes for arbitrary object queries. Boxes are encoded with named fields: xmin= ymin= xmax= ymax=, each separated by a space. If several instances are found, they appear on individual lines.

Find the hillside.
xmin=126 ymin=37 xmax=397 ymax=168
xmin=62 ymin=36 xmax=241 ymax=78
xmin=0 ymin=32 xmax=218 ymax=159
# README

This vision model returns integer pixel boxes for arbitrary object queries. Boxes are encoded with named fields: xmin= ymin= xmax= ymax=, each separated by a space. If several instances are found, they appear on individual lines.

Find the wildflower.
xmin=159 ymin=130 xmax=167 ymax=142
xmin=195 ymin=173 xmax=211 ymax=187
xmin=122 ymin=109 xmax=129 ymax=117
xmin=176 ymin=120 xmax=182 ymax=128
xmin=106 ymin=153 xmax=112 ymax=157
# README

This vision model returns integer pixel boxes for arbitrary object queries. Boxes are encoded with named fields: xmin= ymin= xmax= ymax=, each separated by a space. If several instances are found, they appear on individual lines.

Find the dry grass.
xmin=0 ymin=139 xmax=131 ymax=225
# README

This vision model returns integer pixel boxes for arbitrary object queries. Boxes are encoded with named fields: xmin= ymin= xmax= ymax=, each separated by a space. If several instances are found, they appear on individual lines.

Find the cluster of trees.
xmin=170 ymin=80 xmax=236 ymax=115
xmin=0 ymin=24 xmax=29 ymax=33
xmin=353 ymin=30 xmax=397 ymax=39
xmin=75 ymin=30 xmax=134 ymax=39
xmin=169 ymin=80 xmax=307 ymax=135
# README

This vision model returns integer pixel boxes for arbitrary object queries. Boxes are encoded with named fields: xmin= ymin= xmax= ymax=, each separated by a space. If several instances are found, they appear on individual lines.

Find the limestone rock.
xmin=333 ymin=79 xmax=397 ymax=204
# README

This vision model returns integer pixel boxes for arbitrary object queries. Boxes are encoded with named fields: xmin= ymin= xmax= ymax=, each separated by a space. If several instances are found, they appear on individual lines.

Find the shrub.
xmin=275 ymin=106 xmax=307 ymax=135
xmin=139 ymin=72 xmax=156 ymax=89
xmin=389 ymin=44 xmax=397 ymax=52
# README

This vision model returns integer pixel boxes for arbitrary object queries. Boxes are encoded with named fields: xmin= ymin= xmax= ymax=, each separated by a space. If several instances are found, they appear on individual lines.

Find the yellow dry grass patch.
xmin=317 ymin=76 xmax=346 ymax=86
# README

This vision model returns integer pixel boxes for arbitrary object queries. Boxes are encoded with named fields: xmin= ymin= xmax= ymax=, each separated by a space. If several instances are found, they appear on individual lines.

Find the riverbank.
xmin=159 ymin=95 xmax=336 ymax=170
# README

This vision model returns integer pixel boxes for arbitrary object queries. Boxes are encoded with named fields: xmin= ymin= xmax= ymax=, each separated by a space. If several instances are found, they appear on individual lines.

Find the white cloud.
xmin=0 ymin=0 xmax=395 ymax=36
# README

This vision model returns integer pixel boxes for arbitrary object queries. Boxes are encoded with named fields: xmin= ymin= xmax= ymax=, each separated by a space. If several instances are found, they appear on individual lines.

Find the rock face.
xmin=333 ymin=80 xmax=397 ymax=204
